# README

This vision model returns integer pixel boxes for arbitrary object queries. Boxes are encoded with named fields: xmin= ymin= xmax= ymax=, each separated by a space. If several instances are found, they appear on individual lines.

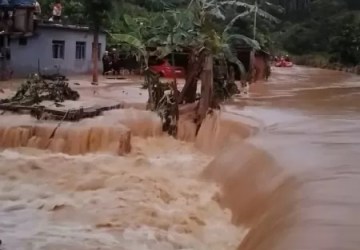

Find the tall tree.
xmin=220 ymin=0 xmax=280 ymax=39
xmin=276 ymin=0 xmax=360 ymax=66
xmin=82 ymin=0 xmax=113 ymax=85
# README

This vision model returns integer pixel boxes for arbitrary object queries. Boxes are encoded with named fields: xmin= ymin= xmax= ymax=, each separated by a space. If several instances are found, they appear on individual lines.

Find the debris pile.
xmin=145 ymin=70 xmax=178 ymax=136
xmin=0 ymin=74 xmax=79 ymax=106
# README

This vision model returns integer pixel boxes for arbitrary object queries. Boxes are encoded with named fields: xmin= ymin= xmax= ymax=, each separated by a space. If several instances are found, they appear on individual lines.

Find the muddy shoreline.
xmin=292 ymin=56 xmax=360 ymax=75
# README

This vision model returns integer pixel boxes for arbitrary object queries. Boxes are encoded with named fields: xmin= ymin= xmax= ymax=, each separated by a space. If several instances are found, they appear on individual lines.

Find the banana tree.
xmin=179 ymin=0 xmax=262 ymax=103
xmin=217 ymin=0 xmax=281 ymax=85
xmin=111 ymin=0 xmax=264 ymax=131
xmin=110 ymin=33 xmax=148 ymax=66
xmin=109 ymin=13 xmax=165 ymax=68
xmin=220 ymin=0 xmax=280 ymax=39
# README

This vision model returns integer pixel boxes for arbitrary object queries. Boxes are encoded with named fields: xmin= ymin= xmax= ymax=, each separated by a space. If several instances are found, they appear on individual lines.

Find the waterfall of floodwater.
xmin=0 ymin=109 xmax=163 ymax=155
xmin=0 ymin=113 xmax=249 ymax=250
xmin=1 ymin=67 xmax=360 ymax=249
xmin=203 ymin=67 xmax=360 ymax=250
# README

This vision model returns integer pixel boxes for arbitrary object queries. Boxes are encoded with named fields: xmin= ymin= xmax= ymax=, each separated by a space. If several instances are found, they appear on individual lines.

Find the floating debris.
xmin=0 ymin=74 xmax=79 ymax=106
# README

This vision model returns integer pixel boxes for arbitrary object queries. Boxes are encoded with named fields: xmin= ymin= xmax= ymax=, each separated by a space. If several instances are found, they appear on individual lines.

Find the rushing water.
xmin=1 ymin=66 xmax=360 ymax=249
xmin=209 ymin=66 xmax=360 ymax=250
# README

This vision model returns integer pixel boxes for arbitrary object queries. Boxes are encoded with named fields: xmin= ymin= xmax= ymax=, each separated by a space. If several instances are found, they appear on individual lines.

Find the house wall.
xmin=235 ymin=49 xmax=271 ymax=82
xmin=9 ymin=27 xmax=106 ymax=76
xmin=254 ymin=55 xmax=267 ymax=81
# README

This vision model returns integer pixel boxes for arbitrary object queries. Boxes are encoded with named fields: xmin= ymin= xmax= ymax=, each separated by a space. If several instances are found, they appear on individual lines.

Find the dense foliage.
xmin=274 ymin=0 xmax=360 ymax=66
xmin=38 ymin=0 xmax=359 ymax=66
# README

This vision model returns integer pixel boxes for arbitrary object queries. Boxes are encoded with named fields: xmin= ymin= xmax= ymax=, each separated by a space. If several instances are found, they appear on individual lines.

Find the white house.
xmin=7 ymin=23 xmax=106 ymax=76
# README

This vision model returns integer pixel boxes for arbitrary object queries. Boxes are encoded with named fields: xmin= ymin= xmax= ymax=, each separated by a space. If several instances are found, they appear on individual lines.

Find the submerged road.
xmin=223 ymin=66 xmax=360 ymax=250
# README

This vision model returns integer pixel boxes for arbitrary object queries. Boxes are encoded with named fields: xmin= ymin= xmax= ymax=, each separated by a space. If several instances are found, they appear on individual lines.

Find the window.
xmin=19 ymin=37 xmax=27 ymax=46
xmin=52 ymin=40 xmax=65 ymax=59
xmin=92 ymin=42 xmax=102 ymax=60
xmin=75 ymin=41 xmax=86 ymax=59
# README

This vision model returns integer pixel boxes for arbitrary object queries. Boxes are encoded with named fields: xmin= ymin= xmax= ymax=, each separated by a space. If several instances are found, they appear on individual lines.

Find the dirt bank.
xmin=292 ymin=55 xmax=360 ymax=75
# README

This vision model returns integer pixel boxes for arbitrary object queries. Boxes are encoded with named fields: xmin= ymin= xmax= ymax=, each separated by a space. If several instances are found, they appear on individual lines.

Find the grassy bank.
xmin=292 ymin=54 xmax=360 ymax=75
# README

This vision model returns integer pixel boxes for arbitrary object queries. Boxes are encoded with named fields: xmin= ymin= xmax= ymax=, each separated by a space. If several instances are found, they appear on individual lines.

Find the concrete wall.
xmin=10 ymin=27 xmax=106 ymax=76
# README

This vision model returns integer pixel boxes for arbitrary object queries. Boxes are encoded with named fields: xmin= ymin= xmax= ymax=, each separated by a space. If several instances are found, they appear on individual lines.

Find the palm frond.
xmin=256 ymin=8 xmax=280 ymax=23
xmin=222 ymin=45 xmax=247 ymax=82
xmin=149 ymin=46 xmax=173 ymax=59
xmin=219 ymin=0 xmax=254 ymax=10
xmin=208 ymin=5 xmax=226 ymax=20
xmin=123 ymin=14 xmax=138 ymax=29
xmin=263 ymin=1 xmax=285 ymax=13
xmin=224 ymin=10 xmax=252 ymax=33
xmin=110 ymin=34 xmax=146 ymax=55
xmin=226 ymin=34 xmax=261 ymax=50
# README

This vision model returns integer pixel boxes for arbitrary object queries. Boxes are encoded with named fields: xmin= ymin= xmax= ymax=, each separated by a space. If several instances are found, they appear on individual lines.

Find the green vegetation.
xmin=274 ymin=0 xmax=360 ymax=66
xmin=34 ymin=0 xmax=359 ymax=136
xmin=38 ymin=0 xmax=359 ymax=68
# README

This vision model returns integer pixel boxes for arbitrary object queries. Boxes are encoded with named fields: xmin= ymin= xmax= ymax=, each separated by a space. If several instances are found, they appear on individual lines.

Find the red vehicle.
xmin=275 ymin=60 xmax=293 ymax=67
xmin=274 ymin=56 xmax=294 ymax=67
xmin=149 ymin=59 xmax=185 ymax=78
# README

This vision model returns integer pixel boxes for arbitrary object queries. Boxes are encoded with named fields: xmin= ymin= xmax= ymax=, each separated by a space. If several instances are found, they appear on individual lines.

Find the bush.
xmin=292 ymin=54 xmax=331 ymax=68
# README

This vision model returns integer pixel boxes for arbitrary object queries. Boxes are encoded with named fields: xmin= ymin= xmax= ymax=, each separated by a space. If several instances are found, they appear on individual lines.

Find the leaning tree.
xmin=110 ymin=0 xmax=265 ymax=135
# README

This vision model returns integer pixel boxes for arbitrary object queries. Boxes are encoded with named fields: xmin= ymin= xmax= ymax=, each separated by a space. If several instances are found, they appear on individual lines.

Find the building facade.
xmin=8 ymin=23 xmax=106 ymax=76
xmin=235 ymin=46 xmax=271 ymax=82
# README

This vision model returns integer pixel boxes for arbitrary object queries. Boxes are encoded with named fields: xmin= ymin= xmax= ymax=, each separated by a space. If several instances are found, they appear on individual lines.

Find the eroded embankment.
xmin=191 ymin=112 xmax=297 ymax=250
xmin=0 ymin=108 xmax=293 ymax=250
xmin=200 ymin=111 xmax=360 ymax=250
xmin=202 ymin=140 xmax=297 ymax=250
xmin=178 ymin=111 xmax=299 ymax=250
xmin=0 ymin=109 xmax=252 ymax=250
xmin=0 ymin=109 xmax=162 ymax=155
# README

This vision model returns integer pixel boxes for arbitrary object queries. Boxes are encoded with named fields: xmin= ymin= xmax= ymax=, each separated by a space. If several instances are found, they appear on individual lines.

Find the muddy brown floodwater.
xmin=213 ymin=66 xmax=360 ymax=250
xmin=1 ymin=66 xmax=360 ymax=250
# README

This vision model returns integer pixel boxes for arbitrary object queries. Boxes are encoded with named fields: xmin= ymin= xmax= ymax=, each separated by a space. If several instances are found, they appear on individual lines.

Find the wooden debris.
xmin=0 ymin=103 xmax=125 ymax=121
xmin=0 ymin=74 xmax=127 ymax=122
xmin=145 ymin=70 xmax=179 ymax=136
xmin=0 ymin=74 xmax=79 ymax=106
xmin=41 ymin=73 xmax=67 ymax=81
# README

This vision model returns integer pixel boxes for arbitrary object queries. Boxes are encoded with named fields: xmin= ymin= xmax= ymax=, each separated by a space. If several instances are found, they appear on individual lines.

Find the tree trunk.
xmin=170 ymin=31 xmax=177 ymax=86
xmin=248 ymin=49 xmax=256 ymax=84
xmin=92 ymin=29 xmax=99 ymax=85
xmin=197 ymin=52 xmax=213 ymax=124
xmin=253 ymin=0 xmax=258 ymax=40
xmin=179 ymin=48 xmax=206 ymax=104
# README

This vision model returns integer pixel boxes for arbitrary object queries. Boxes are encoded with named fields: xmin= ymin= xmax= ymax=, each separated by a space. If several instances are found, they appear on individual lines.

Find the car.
xmin=149 ymin=59 xmax=185 ymax=78
xmin=275 ymin=60 xmax=294 ymax=67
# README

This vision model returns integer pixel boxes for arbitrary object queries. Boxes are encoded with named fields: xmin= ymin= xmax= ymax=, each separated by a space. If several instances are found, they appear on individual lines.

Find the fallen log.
xmin=0 ymin=103 xmax=125 ymax=121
